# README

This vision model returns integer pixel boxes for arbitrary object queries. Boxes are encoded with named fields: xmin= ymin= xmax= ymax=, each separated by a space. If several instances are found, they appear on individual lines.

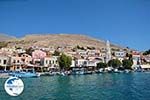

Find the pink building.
xmin=32 ymin=50 xmax=46 ymax=59
xmin=32 ymin=50 xmax=47 ymax=65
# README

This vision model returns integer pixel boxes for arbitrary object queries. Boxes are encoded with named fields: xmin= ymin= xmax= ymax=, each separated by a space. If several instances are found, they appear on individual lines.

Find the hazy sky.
xmin=0 ymin=0 xmax=149 ymax=51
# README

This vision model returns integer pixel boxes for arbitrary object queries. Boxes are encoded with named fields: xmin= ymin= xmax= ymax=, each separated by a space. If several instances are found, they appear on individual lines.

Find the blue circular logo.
xmin=4 ymin=77 xmax=24 ymax=96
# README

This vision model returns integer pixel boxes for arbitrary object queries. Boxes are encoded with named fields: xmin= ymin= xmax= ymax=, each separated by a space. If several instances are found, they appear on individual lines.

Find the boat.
xmin=84 ymin=70 xmax=93 ymax=74
xmin=114 ymin=69 xmax=120 ymax=73
xmin=95 ymin=70 xmax=100 ymax=74
xmin=9 ymin=68 xmax=40 ymax=78
xmin=37 ymin=72 xmax=55 ymax=76
xmin=99 ymin=68 xmax=104 ymax=73
xmin=59 ymin=71 xmax=71 ymax=76
xmin=75 ymin=70 xmax=85 ymax=75
xmin=72 ymin=69 xmax=85 ymax=75
xmin=124 ymin=69 xmax=132 ymax=73
xmin=105 ymin=67 xmax=113 ymax=73
xmin=60 ymin=72 xmax=66 ymax=76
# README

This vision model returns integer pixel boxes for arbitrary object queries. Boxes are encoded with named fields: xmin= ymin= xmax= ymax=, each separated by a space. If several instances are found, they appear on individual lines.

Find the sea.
xmin=0 ymin=72 xmax=150 ymax=100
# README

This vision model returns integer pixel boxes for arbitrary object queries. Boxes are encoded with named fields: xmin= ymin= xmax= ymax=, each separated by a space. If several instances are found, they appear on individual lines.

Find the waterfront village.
xmin=0 ymin=40 xmax=150 ymax=78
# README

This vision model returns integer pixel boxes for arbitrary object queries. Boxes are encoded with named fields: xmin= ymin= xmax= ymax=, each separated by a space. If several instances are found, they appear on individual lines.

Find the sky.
xmin=0 ymin=0 xmax=149 ymax=51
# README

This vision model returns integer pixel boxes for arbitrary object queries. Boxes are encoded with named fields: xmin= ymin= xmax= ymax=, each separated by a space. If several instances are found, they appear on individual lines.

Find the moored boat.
xmin=114 ymin=69 xmax=120 ymax=73
xmin=72 ymin=69 xmax=85 ymax=75
xmin=9 ymin=68 xmax=39 ymax=78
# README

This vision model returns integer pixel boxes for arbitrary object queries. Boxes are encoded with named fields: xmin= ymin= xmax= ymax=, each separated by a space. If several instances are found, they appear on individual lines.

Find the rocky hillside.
xmin=7 ymin=34 xmax=123 ymax=49
xmin=0 ymin=34 xmax=15 ymax=42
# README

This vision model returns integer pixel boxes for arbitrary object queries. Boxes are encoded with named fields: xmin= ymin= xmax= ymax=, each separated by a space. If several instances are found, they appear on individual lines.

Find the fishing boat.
xmin=9 ymin=68 xmax=40 ymax=78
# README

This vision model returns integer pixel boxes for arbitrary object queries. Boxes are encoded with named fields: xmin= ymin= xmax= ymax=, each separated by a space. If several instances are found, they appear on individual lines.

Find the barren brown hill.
xmin=7 ymin=34 xmax=123 ymax=49
xmin=0 ymin=33 xmax=15 ymax=42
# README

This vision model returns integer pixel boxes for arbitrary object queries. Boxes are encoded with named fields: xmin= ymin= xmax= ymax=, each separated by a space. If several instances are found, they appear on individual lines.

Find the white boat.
xmin=9 ymin=68 xmax=39 ymax=78
xmin=114 ymin=69 xmax=120 ymax=73
xmin=99 ymin=68 xmax=104 ymax=73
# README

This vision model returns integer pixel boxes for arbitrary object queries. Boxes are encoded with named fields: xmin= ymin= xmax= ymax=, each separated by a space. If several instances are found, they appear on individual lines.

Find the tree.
xmin=108 ymin=59 xmax=122 ymax=68
xmin=143 ymin=49 xmax=150 ymax=55
xmin=25 ymin=47 xmax=34 ymax=56
xmin=122 ymin=59 xmax=133 ymax=69
xmin=53 ymin=50 xmax=60 ymax=56
xmin=58 ymin=53 xmax=72 ymax=70
xmin=126 ymin=53 xmax=133 ymax=60
xmin=76 ymin=45 xmax=85 ymax=50
xmin=97 ymin=62 xmax=107 ymax=69
xmin=87 ymin=46 xmax=95 ymax=50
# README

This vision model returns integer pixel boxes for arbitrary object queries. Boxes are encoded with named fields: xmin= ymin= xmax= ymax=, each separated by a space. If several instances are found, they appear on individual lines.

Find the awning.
xmin=141 ymin=65 xmax=150 ymax=69
xmin=26 ymin=64 xmax=35 ymax=67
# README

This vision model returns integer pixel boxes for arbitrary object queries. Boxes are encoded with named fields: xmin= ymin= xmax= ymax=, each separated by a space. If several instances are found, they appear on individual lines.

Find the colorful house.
xmin=32 ymin=50 xmax=46 ymax=65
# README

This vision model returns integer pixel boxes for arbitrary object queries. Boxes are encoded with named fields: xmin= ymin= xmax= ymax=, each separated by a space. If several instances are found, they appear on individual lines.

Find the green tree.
xmin=76 ymin=45 xmax=85 ymax=50
xmin=97 ymin=62 xmax=107 ymax=69
xmin=53 ymin=50 xmax=60 ymax=56
xmin=25 ymin=47 xmax=34 ymax=56
xmin=108 ymin=59 xmax=122 ymax=68
xmin=143 ymin=49 xmax=150 ymax=55
xmin=122 ymin=59 xmax=133 ymax=69
xmin=58 ymin=53 xmax=72 ymax=70
xmin=126 ymin=53 xmax=133 ymax=60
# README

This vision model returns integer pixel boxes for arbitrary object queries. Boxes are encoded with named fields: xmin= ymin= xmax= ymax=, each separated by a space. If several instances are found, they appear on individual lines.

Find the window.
xmin=13 ymin=60 xmax=16 ymax=63
xmin=3 ymin=60 xmax=7 ymax=64
xmin=46 ymin=60 xmax=48 ymax=64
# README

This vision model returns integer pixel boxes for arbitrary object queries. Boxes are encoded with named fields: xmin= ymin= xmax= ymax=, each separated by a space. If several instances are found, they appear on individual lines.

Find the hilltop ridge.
xmin=0 ymin=33 xmax=16 ymax=42
xmin=1 ymin=33 xmax=124 ymax=50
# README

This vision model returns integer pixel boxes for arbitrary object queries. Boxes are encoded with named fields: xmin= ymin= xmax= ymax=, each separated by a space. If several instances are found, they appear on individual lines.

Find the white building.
xmin=132 ymin=54 xmax=141 ymax=65
xmin=77 ymin=50 xmax=87 ymax=56
xmin=87 ymin=50 xmax=100 ymax=55
xmin=132 ymin=53 xmax=141 ymax=69
xmin=14 ymin=48 xmax=26 ymax=54
xmin=0 ymin=56 xmax=11 ymax=70
xmin=10 ymin=56 xmax=23 ymax=65
xmin=0 ymin=56 xmax=10 ymax=67
xmin=75 ymin=59 xmax=87 ymax=67
xmin=43 ymin=56 xmax=59 ymax=68
xmin=84 ymin=60 xmax=101 ymax=67
xmin=70 ymin=60 xmax=75 ymax=67
xmin=114 ymin=51 xmax=126 ymax=58
xmin=0 ymin=47 xmax=15 ymax=55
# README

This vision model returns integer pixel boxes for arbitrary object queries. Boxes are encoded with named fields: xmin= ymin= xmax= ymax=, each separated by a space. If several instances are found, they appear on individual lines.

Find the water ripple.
xmin=0 ymin=73 xmax=150 ymax=100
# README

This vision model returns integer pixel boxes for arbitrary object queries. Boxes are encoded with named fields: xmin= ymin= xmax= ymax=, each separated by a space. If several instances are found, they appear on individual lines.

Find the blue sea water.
xmin=0 ymin=72 xmax=150 ymax=100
